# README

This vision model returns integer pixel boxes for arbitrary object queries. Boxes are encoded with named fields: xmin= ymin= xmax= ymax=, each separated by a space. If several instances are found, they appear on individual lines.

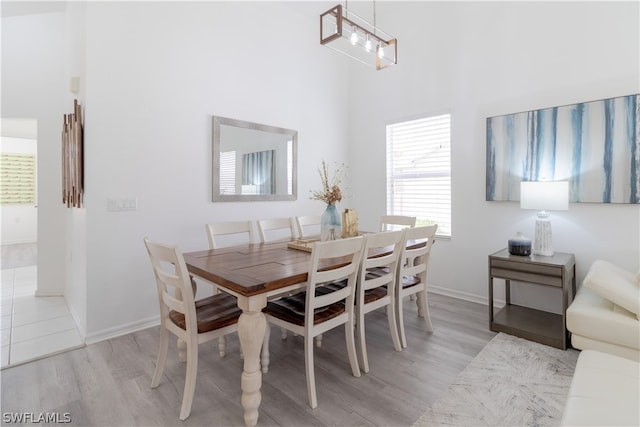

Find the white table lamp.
xmin=520 ymin=181 xmax=569 ymax=256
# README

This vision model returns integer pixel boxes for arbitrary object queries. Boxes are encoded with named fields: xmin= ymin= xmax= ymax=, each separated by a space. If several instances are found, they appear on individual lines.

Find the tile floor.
xmin=1 ymin=265 xmax=83 ymax=368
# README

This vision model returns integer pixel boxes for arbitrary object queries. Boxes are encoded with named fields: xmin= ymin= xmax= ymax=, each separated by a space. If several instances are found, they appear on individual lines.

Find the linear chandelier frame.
xmin=320 ymin=4 xmax=397 ymax=70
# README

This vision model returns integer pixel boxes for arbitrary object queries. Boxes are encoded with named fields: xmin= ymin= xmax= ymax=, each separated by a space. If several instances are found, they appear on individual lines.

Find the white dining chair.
xmin=295 ymin=215 xmax=322 ymax=239
xmin=204 ymin=220 xmax=256 ymax=351
xmin=380 ymin=215 xmax=417 ymax=231
xmin=205 ymin=220 xmax=255 ymax=249
xmin=355 ymin=230 xmax=404 ymax=373
xmin=143 ymin=238 xmax=242 ymax=420
xmin=395 ymin=224 xmax=438 ymax=348
xmin=262 ymin=236 xmax=364 ymax=408
xmin=257 ymin=217 xmax=296 ymax=243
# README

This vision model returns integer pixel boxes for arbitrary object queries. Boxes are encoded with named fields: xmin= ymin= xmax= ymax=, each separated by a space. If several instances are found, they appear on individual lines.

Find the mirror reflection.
xmin=213 ymin=116 xmax=297 ymax=202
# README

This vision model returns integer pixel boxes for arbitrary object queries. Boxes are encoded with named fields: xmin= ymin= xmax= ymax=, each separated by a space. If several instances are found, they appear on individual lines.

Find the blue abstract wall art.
xmin=486 ymin=94 xmax=639 ymax=203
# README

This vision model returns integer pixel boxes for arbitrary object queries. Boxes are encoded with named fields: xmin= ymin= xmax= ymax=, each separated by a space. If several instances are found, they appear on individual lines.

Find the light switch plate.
xmin=108 ymin=197 xmax=137 ymax=211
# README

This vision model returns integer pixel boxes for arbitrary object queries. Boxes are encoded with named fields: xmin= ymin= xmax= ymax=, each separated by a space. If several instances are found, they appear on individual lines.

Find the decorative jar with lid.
xmin=508 ymin=232 xmax=531 ymax=256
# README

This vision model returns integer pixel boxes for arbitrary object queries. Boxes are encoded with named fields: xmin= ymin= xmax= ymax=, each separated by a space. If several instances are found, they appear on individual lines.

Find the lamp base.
xmin=533 ymin=215 xmax=554 ymax=256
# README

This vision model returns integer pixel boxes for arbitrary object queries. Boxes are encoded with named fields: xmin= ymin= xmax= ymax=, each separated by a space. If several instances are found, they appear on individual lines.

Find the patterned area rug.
xmin=414 ymin=333 xmax=579 ymax=426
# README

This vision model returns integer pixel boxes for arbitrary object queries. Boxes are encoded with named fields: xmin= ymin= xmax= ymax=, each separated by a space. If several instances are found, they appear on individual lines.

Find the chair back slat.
xmin=306 ymin=237 xmax=364 ymax=310
xmin=162 ymin=290 xmax=186 ymax=313
xmin=359 ymin=230 xmax=404 ymax=293
xmin=314 ymin=285 xmax=351 ymax=308
xmin=380 ymin=215 xmax=416 ymax=231
xmin=144 ymin=238 xmax=196 ymax=326
xmin=258 ymin=217 xmax=296 ymax=243
xmin=296 ymin=215 xmax=322 ymax=239
xmin=206 ymin=221 xmax=255 ymax=249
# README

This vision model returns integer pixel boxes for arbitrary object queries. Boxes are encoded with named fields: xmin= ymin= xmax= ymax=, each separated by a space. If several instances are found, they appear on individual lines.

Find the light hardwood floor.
xmin=1 ymin=293 xmax=496 ymax=426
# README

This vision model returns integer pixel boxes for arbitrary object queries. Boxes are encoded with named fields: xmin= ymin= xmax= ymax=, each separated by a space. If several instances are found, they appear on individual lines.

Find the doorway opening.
xmin=1 ymin=118 xmax=82 ymax=368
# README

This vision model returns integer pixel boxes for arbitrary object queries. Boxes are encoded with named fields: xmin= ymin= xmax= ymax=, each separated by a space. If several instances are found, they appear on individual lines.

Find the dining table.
xmin=183 ymin=236 xmax=425 ymax=427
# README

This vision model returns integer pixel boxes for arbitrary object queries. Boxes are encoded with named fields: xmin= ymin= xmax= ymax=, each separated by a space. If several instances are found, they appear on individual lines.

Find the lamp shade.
xmin=520 ymin=181 xmax=569 ymax=211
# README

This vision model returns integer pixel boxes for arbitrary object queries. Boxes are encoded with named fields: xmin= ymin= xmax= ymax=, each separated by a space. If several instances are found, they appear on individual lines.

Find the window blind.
xmin=219 ymin=151 xmax=236 ymax=195
xmin=287 ymin=140 xmax=293 ymax=195
xmin=386 ymin=114 xmax=451 ymax=237
xmin=1 ymin=153 xmax=36 ymax=205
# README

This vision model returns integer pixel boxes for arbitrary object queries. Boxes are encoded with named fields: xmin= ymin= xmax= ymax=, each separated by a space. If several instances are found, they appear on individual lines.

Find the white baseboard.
xmin=66 ymin=302 xmax=85 ymax=339
xmin=83 ymin=286 xmax=502 ymax=346
xmin=84 ymin=315 xmax=160 ymax=345
xmin=1 ymin=240 xmax=37 ymax=245
xmin=34 ymin=289 xmax=64 ymax=297
xmin=429 ymin=283 xmax=505 ymax=309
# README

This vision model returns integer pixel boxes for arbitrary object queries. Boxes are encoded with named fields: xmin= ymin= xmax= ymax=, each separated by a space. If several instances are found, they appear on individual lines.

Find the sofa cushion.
xmin=561 ymin=350 xmax=639 ymax=426
xmin=583 ymin=260 xmax=639 ymax=318
xmin=567 ymin=286 xmax=640 ymax=352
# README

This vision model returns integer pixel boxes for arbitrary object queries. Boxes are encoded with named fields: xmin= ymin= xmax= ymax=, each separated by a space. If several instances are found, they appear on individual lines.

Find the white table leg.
xmin=236 ymin=295 xmax=267 ymax=427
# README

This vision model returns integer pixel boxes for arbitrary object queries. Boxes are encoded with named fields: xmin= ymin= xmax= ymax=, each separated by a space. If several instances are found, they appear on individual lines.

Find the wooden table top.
xmin=184 ymin=237 xmax=427 ymax=298
xmin=184 ymin=241 xmax=315 ymax=297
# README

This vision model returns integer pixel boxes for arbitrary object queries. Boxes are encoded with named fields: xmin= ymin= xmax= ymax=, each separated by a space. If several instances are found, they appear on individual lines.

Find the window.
xmin=287 ymin=139 xmax=293 ymax=195
xmin=1 ymin=153 xmax=36 ymax=205
xmin=386 ymin=114 xmax=451 ymax=237
xmin=219 ymin=150 xmax=236 ymax=195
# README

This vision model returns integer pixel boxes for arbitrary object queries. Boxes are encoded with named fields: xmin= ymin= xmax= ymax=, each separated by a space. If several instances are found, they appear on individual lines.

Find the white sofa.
xmin=566 ymin=260 xmax=640 ymax=362
xmin=561 ymin=350 xmax=639 ymax=426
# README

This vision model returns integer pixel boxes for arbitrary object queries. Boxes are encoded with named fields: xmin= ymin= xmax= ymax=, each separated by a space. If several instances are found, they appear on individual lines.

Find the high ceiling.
xmin=1 ymin=1 xmax=67 ymax=18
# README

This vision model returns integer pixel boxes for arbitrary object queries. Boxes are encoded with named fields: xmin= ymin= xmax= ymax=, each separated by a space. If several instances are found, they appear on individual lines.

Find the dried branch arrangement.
xmin=62 ymin=99 xmax=84 ymax=208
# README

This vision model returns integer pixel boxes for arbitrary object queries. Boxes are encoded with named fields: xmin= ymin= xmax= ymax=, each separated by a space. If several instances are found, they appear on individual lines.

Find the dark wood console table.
xmin=488 ymin=248 xmax=576 ymax=349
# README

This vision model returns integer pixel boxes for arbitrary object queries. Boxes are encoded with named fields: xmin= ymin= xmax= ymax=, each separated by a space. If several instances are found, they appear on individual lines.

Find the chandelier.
xmin=320 ymin=3 xmax=397 ymax=70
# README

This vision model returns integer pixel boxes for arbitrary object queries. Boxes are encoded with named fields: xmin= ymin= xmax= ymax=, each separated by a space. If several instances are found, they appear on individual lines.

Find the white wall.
xmin=348 ymin=1 xmax=640 ymax=311
xmin=82 ymin=1 xmax=350 ymax=340
xmin=3 ymin=1 xmax=638 ymax=340
xmin=1 ymin=11 xmax=68 ymax=296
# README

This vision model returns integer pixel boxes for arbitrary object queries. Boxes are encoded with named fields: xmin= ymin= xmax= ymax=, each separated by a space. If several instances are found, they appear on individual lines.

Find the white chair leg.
xmin=315 ymin=334 xmax=323 ymax=348
xmin=179 ymin=341 xmax=198 ymax=421
xmin=304 ymin=334 xmax=318 ymax=409
xmin=345 ymin=318 xmax=361 ymax=378
xmin=151 ymin=327 xmax=170 ymax=388
xmin=397 ymin=294 xmax=408 ymax=349
xmin=261 ymin=323 xmax=271 ymax=374
xmin=218 ymin=335 xmax=226 ymax=357
xmin=177 ymin=338 xmax=187 ymax=363
xmin=387 ymin=300 xmax=402 ymax=352
xmin=356 ymin=309 xmax=369 ymax=373
xmin=416 ymin=290 xmax=433 ymax=333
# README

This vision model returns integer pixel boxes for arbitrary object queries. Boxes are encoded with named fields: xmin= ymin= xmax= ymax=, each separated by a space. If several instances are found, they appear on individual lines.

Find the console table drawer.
xmin=491 ymin=259 xmax=562 ymax=276
xmin=490 ymin=267 xmax=563 ymax=287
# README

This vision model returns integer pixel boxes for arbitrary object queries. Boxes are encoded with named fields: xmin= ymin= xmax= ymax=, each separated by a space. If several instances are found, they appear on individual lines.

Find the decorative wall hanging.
xmin=62 ymin=99 xmax=84 ymax=208
xmin=486 ymin=94 xmax=639 ymax=204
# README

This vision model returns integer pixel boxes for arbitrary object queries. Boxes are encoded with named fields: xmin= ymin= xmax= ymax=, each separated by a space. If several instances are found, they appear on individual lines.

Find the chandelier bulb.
xmin=377 ymin=44 xmax=384 ymax=58
xmin=365 ymin=35 xmax=372 ymax=52
xmin=350 ymin=27 xmax=358 ymax=45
